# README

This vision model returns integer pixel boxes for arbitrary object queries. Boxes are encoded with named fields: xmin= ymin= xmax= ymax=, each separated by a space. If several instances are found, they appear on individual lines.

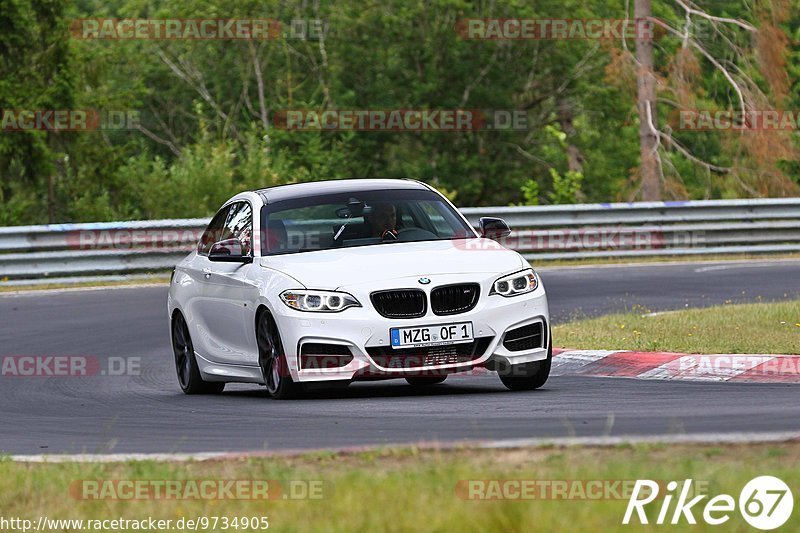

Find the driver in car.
xmin=365 ymin=202 xmax=398 ymax=240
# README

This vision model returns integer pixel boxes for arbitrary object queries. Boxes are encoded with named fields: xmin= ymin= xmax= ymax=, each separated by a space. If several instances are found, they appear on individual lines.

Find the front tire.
xmin=257 ymin=310 xmax=301 ymax=399
xmin=171 ymin=312 xmax=225 ymax=395
xmin=498 ymin=336 xmax=552 ymax=391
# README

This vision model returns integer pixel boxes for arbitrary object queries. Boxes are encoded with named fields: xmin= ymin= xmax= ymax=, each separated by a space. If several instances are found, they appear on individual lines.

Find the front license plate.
xmin=390 ymin=322 xmax=474 ymax=349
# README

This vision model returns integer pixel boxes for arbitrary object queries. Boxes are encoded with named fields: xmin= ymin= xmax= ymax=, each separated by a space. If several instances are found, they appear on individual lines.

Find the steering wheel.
xmin=380 ymin=229 xmax=398 ymax=241
xmin=395 ymin=228 xmax=438 ymax=241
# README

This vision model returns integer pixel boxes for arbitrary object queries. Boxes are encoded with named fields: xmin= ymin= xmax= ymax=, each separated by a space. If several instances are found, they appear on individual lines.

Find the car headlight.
xmin=280 ymin=290 xmax=361 ymax=312
xmin=490 ymin=269 xmax=538 ymax=297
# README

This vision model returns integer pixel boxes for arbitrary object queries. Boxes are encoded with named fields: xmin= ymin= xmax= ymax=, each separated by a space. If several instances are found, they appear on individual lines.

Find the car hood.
xmin=260 ymin=238 xmax=527 ymax=290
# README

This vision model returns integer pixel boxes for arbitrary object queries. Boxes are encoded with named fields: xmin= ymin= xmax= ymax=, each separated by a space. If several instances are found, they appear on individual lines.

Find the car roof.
xmin=254 ymin=178 xmax=430 ymax=204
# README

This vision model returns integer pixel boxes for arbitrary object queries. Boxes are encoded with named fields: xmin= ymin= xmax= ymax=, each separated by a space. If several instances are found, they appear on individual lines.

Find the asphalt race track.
xmin=2 ymin=260 xmax=799 ymax=455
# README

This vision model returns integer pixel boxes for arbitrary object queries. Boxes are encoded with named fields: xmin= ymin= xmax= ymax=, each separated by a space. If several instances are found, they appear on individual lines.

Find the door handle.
xmin=202 ymin=268 xmax=213 ymax=279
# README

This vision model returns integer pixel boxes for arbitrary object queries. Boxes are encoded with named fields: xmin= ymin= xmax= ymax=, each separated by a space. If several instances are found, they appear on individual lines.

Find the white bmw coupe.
xmin=168 ymin=179 xmax=551 ymax=398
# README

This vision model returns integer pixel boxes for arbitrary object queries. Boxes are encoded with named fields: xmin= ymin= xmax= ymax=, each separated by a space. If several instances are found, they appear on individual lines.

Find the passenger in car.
xmin=364 ymin=202 xmax=398 ymax=240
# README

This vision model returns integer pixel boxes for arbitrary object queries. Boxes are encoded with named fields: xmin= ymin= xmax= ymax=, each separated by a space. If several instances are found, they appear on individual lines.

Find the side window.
xmin=223 ymin=202 xmax=253 ymax=256
xmin=198 ymin=206 xmax=231 ymax=255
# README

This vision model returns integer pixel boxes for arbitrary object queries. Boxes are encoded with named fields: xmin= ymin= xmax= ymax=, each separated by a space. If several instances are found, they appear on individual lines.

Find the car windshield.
xmin=260 ymin=188 xmax=474 ymax=255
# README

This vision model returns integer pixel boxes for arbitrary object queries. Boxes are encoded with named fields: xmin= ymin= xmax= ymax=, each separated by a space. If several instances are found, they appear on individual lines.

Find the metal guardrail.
xmin=2 ymin=198 xmax=799 ymax=283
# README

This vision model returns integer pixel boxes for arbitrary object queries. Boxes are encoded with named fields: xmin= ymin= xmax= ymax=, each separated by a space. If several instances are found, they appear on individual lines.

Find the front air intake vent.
xmin=300 ymin=343 xmax=353 ymax=369
xmin=502 ymin=323 xmax=544 ymax=352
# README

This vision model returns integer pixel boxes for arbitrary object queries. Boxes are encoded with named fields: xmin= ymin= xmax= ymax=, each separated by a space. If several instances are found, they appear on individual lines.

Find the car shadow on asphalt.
xmin=221 ymin=378 xmax=555 ymax=401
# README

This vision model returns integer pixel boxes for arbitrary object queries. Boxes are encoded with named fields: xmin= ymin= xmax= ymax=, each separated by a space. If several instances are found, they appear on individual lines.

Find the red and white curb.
xmin=552 ymin=349 xmax=800 ymax=383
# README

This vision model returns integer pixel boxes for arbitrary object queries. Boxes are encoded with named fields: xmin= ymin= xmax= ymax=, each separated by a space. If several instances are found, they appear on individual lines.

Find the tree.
xmin=0 ymin=0 xmax=75 ymax=223
xmin=635 ymin=0 xmax=661 ymax=200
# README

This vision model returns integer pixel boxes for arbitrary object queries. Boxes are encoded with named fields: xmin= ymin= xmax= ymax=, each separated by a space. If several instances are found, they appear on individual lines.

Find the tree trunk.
xmin=48 ymin=174 xmax=55 ymax=224
xmin=635 ymin=0 xmax=661 ymax=200
xmin=557 ymin=99 xmax=584 ymax=175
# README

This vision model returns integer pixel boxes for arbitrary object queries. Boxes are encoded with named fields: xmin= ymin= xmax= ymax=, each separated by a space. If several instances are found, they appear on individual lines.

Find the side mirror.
xmin=208 ymin=238 xmax=253 ymax=263
xmin=479 ymin=217 xmax=511 ymax=240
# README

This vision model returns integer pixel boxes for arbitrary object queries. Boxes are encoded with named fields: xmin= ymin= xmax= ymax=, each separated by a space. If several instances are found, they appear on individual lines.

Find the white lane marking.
xmin=555 ymin=350 xmax=621 ymax=362
xmin=640 ymin=310 xmax=682 ymax=317
xmin=0 ymin=282 xmax=168 ymax=298
xmin=9 ymin=452 xmax=234 ymax=463
xmin=480 ymin=431 xmax=800 ymax=449
xmin=9 ymin=431 xmax=800 ymax=462
xmin=693 ymin=261 xmax=799 ymax=273
xmin=550 ymin=350 xmax=621 ymax=376
xmin=538 ymin=258 xmax=800 ymax=273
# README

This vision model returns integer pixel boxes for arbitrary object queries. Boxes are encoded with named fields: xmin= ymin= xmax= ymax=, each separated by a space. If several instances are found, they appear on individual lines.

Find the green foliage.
xmin=520 ymin=179 xmax=540 ymax=206
xmin=0 ymin=0 xmax=795 ymax=224
xmin=0 ymin=0 xmax=75 ymax=222
xmin=548 ymin=169 xmax=584 ymax=205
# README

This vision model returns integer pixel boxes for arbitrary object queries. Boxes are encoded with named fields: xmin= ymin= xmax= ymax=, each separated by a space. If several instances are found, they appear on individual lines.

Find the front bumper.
xmin=273 ymin=279 xmax=550 ymax=383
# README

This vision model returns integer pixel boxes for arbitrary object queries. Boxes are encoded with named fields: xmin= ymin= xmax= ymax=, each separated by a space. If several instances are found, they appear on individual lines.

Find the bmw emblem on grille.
xmin=418 ymin=277 xmax=431 ymax=285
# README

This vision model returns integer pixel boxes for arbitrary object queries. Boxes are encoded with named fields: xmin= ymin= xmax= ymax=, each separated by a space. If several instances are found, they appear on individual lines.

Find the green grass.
xmin=555 ymin=299 xmax=800 ymax=354
xmin=1 ymin=443 xmax=798 ymax=531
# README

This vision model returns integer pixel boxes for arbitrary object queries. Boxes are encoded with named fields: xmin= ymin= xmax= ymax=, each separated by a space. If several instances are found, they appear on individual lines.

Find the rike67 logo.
xmin=624 ymin=476 xmax=794 ymax=530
